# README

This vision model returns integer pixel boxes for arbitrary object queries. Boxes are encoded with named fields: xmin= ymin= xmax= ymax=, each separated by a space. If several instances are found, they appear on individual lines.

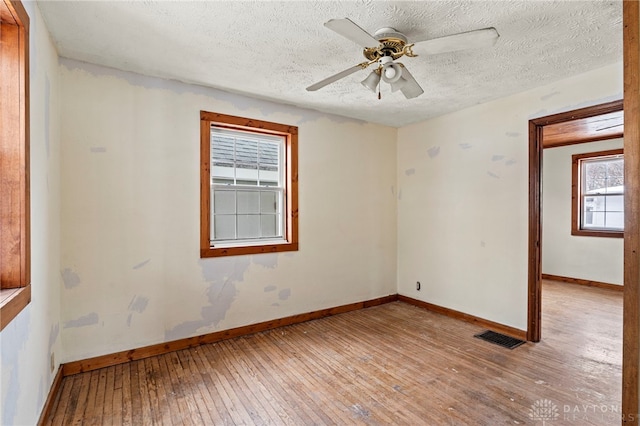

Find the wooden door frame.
xmin=622 ymin=2 xmax=640 ymax=422
xmin=529 ymin=3 xmax=640 ymax=418
xmin=527 ymin=99 xmax=624 ymax=343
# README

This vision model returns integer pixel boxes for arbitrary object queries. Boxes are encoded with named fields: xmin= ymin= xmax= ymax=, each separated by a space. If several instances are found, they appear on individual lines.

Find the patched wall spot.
xmin=61 ymin=268 xmax=81 ymax=289
xmin=491 ymin=155 xmax=505 ymax=162
xmin=90 ymin=147 xmax=107 ymax=153
xmin=133 ymin=259 xmax=151 ymax=270
xmin=427 ymin=146 xmax=440 ymax=158
xmin=252 ymin=253 xmax=278 ymax=269
xmin=505 ymin=159 xmax=517 ymax=166
xmin=278 ymin=289 xmax=291 ymax=300
xmin=128 ymin=295 xmax=149 ymax=313
xmin=264 ymin=285 xmax=277 ymax=292
xmin=405 ymin=168 xmax=415 ymax=176
xmin=459 ymin=143 xmax=473 ymax=150
xmin=64 ymin=312 xmax=99 ymax=328
xmin=481 ymin=241 xmax=486 ymax=248
xmin=505 ymin=132 xmax=520 ymax=138
xmin=487 ymin=171 xmax=500 ymax=179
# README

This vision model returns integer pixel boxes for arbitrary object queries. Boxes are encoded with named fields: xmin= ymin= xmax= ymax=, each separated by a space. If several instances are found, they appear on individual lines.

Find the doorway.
xmin=527 ymin=99 xmax=623 ymax=342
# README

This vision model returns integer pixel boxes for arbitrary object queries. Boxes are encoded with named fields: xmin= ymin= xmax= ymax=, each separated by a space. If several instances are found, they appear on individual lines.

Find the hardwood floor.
xmin=45 ymin=280 xmax=622 ymax=425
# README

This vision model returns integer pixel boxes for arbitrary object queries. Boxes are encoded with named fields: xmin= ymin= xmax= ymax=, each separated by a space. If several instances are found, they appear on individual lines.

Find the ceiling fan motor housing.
xmin=363 ymin=27 xmax=410 ymax=61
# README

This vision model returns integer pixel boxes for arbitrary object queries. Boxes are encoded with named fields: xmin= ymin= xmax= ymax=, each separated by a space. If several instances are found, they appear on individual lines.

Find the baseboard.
xmin=542 ymin=273 xmax=623 ymax=292
xmin=37 ymin=366 xmax=63 ymax=426
xmin=62 ymin=294 xmax=399 ymax=376
xmin=397 ymin=295 xmax=527 ymax=341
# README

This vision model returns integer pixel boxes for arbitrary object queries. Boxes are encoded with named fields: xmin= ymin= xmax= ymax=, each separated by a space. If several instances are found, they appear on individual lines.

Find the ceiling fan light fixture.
xmin=381 ymin=62 xmax=403 ymax=84
xmin=361 ymin=69 xmax=381 ymax=92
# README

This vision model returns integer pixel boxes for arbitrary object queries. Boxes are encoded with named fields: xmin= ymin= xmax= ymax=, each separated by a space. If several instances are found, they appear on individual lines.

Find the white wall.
xmin=0 ymin=2 xmax=62 ymax=425
xmin=542 ymin=138 xmax=623 ymax=285
xmin=59 ymin=61 xmax=398 ymax=362
xmin=397 ymin=62 xmax=623 ymax=331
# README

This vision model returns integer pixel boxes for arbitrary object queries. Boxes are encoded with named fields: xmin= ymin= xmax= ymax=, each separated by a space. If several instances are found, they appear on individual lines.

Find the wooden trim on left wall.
xmin=37 ymin=367 xmax=63 ymax=426
xmin=61 ymin=294 xmax=398 ymax=376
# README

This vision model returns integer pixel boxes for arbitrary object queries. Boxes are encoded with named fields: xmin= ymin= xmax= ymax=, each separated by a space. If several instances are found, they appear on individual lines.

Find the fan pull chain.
xmin=378 ymin=81 xmax=381 ymax=100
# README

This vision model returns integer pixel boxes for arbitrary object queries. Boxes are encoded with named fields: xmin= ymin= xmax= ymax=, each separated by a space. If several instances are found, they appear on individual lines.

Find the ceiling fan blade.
xmin=306 ymin=62 xmax=369 ymax=91
xmin=413 ymin=27 xmax=499 ymax=55
xmin=394 ymin=65 xmax=424 ymax=99
xmin=324 ymin=18 xmax=379 ymax=48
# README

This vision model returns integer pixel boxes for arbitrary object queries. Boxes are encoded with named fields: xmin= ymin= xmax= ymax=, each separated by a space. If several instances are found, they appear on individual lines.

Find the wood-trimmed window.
xmin=200 ymin=111 xmax=298 ymax=257
xmin=1 ymin=0 xmax=31 ymax=331
xmin=571 ymin=149 xmax=624 ymax=238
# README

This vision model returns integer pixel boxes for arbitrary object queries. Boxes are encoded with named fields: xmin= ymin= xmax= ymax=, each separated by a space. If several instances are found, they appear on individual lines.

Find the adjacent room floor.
xmin=46 ymin=280 xmax=622 ymax=425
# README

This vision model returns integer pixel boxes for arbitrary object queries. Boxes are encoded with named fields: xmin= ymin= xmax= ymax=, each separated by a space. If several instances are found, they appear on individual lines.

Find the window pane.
xmin=605 ymin=212 xmax=624 ymax=230
xmin=235 ymin=138 xmax=258 ymax=167
xmin=237 ymin=191 xmax=260 ymax=214
xmin=237 ymin=215 xmax=260 ymax=239
xmin=261 ymin=214 xmax=278 ymax=237
xmin=584 ymin=211 xmax=606 ymax=229
xmin=605 ymin=194 xmax=624 ymax=210
xmin=260 ymin=191 xmax=277 ymax=214
xmin=213 ymin=215 xmax=236 ymax=240
xmin=213 ymin=190 xmax=236 ymax=214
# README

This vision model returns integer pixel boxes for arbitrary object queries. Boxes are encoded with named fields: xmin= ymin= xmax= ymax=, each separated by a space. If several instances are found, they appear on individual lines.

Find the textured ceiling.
xmin=38 ymin=1 xmax=622 ymax=127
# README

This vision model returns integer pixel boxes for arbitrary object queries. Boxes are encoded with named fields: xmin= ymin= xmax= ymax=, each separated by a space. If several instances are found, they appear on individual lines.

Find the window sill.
xmin=0 ymin=285 xmax=31 ymax=331
xmin=571 ymin=229 xmax=624 ymax=238
xmin=201 ymin=241 xmax=299 ymax=258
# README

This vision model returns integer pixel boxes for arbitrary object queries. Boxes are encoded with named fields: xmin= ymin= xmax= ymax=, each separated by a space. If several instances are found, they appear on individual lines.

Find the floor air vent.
xmin=474 ymin=330 xmax=525 ymax=349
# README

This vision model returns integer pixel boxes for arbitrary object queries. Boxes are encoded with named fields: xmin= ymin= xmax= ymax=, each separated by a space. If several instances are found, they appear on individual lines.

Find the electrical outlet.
xmin=50 ymin=352 xmax=55 ymax=373
xmin=416 ymin=281 xmax=421 ymax=291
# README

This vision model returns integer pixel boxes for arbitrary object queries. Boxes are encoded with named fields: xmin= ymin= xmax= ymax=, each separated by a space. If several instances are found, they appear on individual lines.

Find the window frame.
xmin=571 ymin=148 xmax=624 ymax=238
xmin=200 ymin=111 xmax=298 ymax=257
xmin=0 ymin=0 xmax=30 ymax=331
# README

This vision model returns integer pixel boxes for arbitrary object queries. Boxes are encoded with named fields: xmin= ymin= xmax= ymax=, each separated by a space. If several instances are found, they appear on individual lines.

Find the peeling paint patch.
xmin=2 ymin=308 xmax=31 ymax=425
xmin=459 ymin=143 xmax=472 ymax=150
xmin=90 ymin=147 xmax=107 ymax=153
xmin=252 ymin=253 xmax=278 ymax=269
xmin=127 ymin=313 xmax=133 ymax=327
xmin=264 ymin=285 xmax=277 ymax=292
xmin=128 ymin=295 xmax=149 ymax=313
xmin=540 ymin=91 xmax=561 ymax=101
xmin=272 ymin=302 xmax=280 ymax=307
xmin=165 ymin=257 xmax=249 ymax=341
xmin=278 ymin=289 xmax=291 ymax=301
xmin=505 ymin=132 xmax=520 ymax=138
xmin=404 ymin=168 xmax=415 ymax=176
xmin=64 ymin=312 xmax=99 ymax=328
xmin=48 ymin=323 xmax=59 ymax=352
xmin=398 ymin=189 xmax=402 ymax=201
xmin=61 ymin=268 xmax=81 ymax=289
xmin=491 ymin=155 xmax=505 ymax=162
xmin=390 ymin=186 xmax=395 ymax=196
xmin=132 ymin=259 xmax=151 ymax=270
xmin=427 ymin=146 xmax=440 ymax=158
xmin=487 ymin=171 xmax=500 ymax=179
xmin=481 ymin=241 xmax=486 ymax=248
xmin=505 ymin=159 xmax=517 ymax=166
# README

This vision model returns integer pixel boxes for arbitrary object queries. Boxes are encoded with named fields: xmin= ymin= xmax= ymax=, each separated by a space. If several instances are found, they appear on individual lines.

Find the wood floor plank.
xmin=47 ymin=371 xmax=74 ymax=425
xmin=49 ymin=281 xmax=621 ymax=425
xmin=142 ymin=356 xmax=170 ymax=425
xmin=109 ymin=364 xmax=123 ymax=426
xmin=120 ymin=361 xmax=133 ymax=425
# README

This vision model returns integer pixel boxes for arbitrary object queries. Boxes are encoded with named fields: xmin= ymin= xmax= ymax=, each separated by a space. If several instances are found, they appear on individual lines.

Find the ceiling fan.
xmin=306 ymin=18 xmax=499 ymax=99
